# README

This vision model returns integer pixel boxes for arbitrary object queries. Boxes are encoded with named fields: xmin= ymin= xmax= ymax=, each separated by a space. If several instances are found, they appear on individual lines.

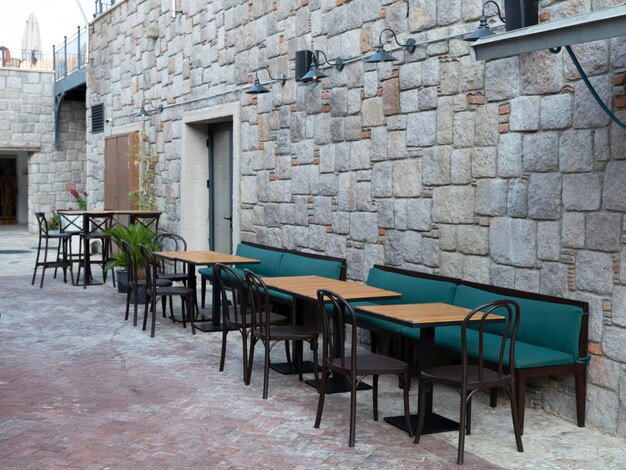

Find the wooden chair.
xmin=414 ymin=300 xmax=524 ymax=465
xmin=31 ymin=212 xmax=74 ymax=288
xmin=314 ymin=289 xmax=412 ymax=447
xmin=138 ymin=244 xmax=197 ymax=338
xmin=130 ymin=213 xmax=160 ymax=232
xmin=244 ymin=269 xmax=319 ymax=399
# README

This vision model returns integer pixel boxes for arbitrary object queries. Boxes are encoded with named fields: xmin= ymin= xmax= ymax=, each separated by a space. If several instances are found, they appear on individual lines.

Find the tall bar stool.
xmin=76 ymin=212 xmax=116 ymax=288
xmin=32 ymin=212 xmax=74 ymax=288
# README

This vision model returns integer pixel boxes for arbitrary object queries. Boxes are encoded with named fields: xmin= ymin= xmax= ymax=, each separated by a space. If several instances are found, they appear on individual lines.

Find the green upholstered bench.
xmin=435 ymin=282 xmax=589 ymax=433
xmin=199 ymin=242 xmax=346 ymax=308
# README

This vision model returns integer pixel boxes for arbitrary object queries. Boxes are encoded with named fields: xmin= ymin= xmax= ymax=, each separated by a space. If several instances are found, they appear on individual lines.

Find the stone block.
xmin=350 ymin=211 xmax=378 ymax=243
xmin=514 ymin=268 xmax=540 ymax=292
xmin=432 ymin=186 xmax=475 ymax=224
xmin=575 ymin=251 xmax=614 ymax=294
xmin=403 ymin=231 xmax=422 ymax=264
xmin=586 ymin=384 xmax=620 ymax=432
xmin=537 ymin=221 xmax=561 ymax=261
xmin=418 ymin=87 xmax=438 ymax=110
xmin=586 ymin=212 xmax=622 ymax=252
xmin=400 ymin=89 xmax=420 ymax=113
xmin=574 ymin=75 xmax=612 ymax=128
xmin=559 ymin=129 xmax=593 ymax=172
xmin=563 ymin=173 xmax=602 ymax=211
xmin=338 ymin=172 xmax=356 ymax=211
xmin=507 ymin=179 xmax=528 ymax=218
xmin=372 ymin=162 xmax=392 ymax=198
xmin=451 ymin=149 xmax=472 ymax=184
xmin=453 ymin=111 xmax=475 ymax=148
xmin=528 ymin=173 xmax=562 ymax=220
xmin=361 ymin=97 xmax=384 ymax=127
xmin=603 ymin=161 xmax=626 ymax=211
xmin=520 ymin=49 xmax=563 ymax=95
xmin=457 ymin=225 xmax=489 ymax=255
xmin=540 ymin=262 xmax=568 ymax=297
xmin=407 ymin=111 xmax=437 ymax=147
xmin=612 ymin=285 xmax=626 ymax=327
xmin=562 ymin=212 xmax=585 ymax=248
xmin=471 ymin=147 xmax=497 ymax=178
xmin=474 ymin=103 xmax=499 ymax=147
xmin=475 ymin=179 xmax=507 ymax=216
xmin=407 ymin=199 xmax=432 ymax=231
xmin=509 ymin=96 xmax=541 ymax=131
xmin=422 ymin=146 xmax=451 ymax=186
xmin=392 ymin=159 xmax=421 ymax=197
xmin=485 ymin=56 xmax=520 ymax=101
xmin=522 ymin=132 xmax=560 ymax=172
xmin=489 ymin=217 xmax=537 ymax=267
xmin=384 ymin=230 xmax=403 ymax=266
xmin=603 ymin=326 xmax=626 ymax=363
xmin=399 ymin=61 xmax=422 ymax=90
xmin=377 ymin=199 xmax=394 ymax=228
xmin=421 ymin=237 xmax=440 ymax=267
xmin=421 ymin=57 xmax=440 ymax=86
xmin=440 ymin=60 xmax=460 ymax=95
xmin=540 ymin=93 xmax=572 ymax=130
xmin=387 ymin=131 xmax=407 ymax=159
xmin=490 ymin=264 xmax=515 ymax=288
xmin=350 ymin=139 xmax=371 ymax=170
xmin=497 ymin=133 xmax=523 ymax=177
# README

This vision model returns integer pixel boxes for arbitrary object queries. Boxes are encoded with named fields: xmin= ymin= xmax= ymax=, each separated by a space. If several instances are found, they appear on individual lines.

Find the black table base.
xmin=270 ymin=360 xmax=316 ymax=375
xmin=305 ymin=374 xmax=372 ymax=394
xmin=384 ymin=412 xmax=458 ymax=435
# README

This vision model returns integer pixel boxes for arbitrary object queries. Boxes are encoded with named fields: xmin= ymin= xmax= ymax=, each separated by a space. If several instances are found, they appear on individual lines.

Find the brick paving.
xmin=2 ymin=227 xmax=626 ymax=469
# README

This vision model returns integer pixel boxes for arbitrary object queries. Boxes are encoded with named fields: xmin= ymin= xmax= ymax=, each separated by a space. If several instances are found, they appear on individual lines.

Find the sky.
xmin=1 ymin=0 xmax=93 ymax=52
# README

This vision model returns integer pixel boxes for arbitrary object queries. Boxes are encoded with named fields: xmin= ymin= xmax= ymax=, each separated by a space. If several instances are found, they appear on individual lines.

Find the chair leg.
xmin=201 ymin=277 xmax=206 ymax=309
xmin=370 ymin=331 xmax=377 ymax=353
xmin=402 ymin=371 xmax=413 ymax=437
xmin=32 ymin=238 xmax=42 ymax=285
xmin=349 ymin=372 xmax=357 ymax=447
xmin=219 ymin=328 xmax=228 ymax=372
xmin=133 ymin=285 xmax=140 ymax=327
xmin=575 ymin=366 xmax=586 ymax=427
xmin=490 ymin=387 xmax=498 ymax=408
xmin=150 ymin=296 xmax=158 ymax=338
xmin=188 ymin=296 xmax=196 ymax=335
xmin=284 ymin=340 xmax=292 ymax=372
xmin=246 ymin=337 xmax=256 ymax=385
xmin=414 ymin=379 xmax=427 ymax=444
xmin=373 ymin=375 xmax=379 ymax=421
xmin=241 ymin=328 xmax=248 ymax=383
xmin=457 ymin=386 xmax=468 ymax=465
xmin=262 ymin=341 xmax=270 ymax=399
xmin=142 ymin=293 xmax=149 ymax=331
xmin=515 ymin=370 xmax=526 ymax=435
xmin=507 ymin=384 xmax=524 ymax=453
xmin=39 ymin=238 xmax=49 ymax=288
xmin=314 ymin=366 xmax=328 ymax=428
xmin=124 ymin=286 xmax=131 ymax=321
xmin=311 ymin=340 xmax=319 ymax=391
xmin=466 ymin=391 xmax=472 ymax=435
xmin=162 ymin=296 xmax=167 ymax=318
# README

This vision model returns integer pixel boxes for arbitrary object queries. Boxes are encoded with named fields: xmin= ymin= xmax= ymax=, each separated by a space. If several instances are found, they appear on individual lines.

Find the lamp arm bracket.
xmin=482 ymin=0 xmax=506 ymax=23
xmin=378 ymin=28 xmax=416 ymax=54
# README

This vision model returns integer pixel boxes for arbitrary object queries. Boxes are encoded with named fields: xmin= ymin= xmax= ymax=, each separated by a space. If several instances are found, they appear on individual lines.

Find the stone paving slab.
xmin=1 ymin=227 xmax=626 ymax=469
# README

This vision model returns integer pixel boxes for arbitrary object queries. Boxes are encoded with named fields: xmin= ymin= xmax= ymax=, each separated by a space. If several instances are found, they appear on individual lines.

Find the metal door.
xmin=207 ymin=123 xmax=233 ymax=253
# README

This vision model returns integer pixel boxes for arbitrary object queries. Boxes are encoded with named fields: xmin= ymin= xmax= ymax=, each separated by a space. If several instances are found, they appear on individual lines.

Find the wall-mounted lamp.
xmin=300 ymin=50 xmax=345 ymax=82
xmin=135 ymin=99 xmax=163 ymax=117
xmin=365 ymin=28 xmax=417 ymax=63
xmin=245 ymin=66 xmax=288 ymax=94
xmin=464 ymin=1 xmax=506 ymax=42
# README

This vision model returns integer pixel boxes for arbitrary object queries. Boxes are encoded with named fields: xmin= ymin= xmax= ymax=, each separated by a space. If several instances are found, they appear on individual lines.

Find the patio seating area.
xmin=2 ymin=227 xmax=626 ymax=469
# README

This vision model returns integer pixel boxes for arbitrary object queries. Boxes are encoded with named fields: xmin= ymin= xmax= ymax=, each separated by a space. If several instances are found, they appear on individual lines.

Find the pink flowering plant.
xmin=70 ymin=187 xmax=88 ymax=210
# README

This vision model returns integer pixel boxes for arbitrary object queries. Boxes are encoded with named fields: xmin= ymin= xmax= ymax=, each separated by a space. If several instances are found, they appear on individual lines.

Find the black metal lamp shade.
xmin=365 ymin=28 xmax=417 ymax=63
xmin=365 ymin=44 xmax=398 ymax=63
xmin=464 ymin=16 xmax=497 ymax=41
xmin=245 ymin=76 xmax=270 ymax=94
xmin=301 ymin=64 xmax=329 ymax=81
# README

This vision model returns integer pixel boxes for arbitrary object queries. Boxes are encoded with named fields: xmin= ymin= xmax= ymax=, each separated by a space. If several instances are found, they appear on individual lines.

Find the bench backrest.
xmin=453 ymin=283 xmax=588 ymax=360
xmin=235 ymin=242 xmax=346 ymax=280
xmin=366 ymin=265 xmax=458 ymax=305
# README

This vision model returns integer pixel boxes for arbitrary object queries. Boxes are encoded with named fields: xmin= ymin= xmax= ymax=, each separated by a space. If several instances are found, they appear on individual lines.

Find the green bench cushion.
xmin=433 ymin=326 xmax=576 ymax=369
xmin=278 ymin=252 xmax=343 ymax=279
xmin=452 ymin=285 xmax=585 ymax=359
xmin=349 ymin=301 xmax=404 ymax=335
xmin=366 ymin=268 xmax=457 ymax=305
xmin=235 ymin=243 xmax=283 ymax=277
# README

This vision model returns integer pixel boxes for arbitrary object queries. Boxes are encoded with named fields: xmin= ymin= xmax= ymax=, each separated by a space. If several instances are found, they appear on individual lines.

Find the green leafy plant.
xmin=70 ymin=187 xmax=88 ymax=210
xmin=48 ymin=210 xmax=60 ymax=230
xmin=106 ymin=223 xmax=158 ymax=276
xmin=128 ymin=131 xmax=158 ymax=210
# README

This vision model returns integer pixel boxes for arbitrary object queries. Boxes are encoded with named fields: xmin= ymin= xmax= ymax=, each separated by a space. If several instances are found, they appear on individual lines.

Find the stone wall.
xmin=87 ymin=0 xmax=626 ymax=433
xmin=0 ymin=68 xmax=87 ymax=229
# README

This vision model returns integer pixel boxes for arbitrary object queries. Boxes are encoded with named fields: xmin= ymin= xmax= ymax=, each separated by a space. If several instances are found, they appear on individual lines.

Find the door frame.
xmin=181 ymin=103 xmax=241 ymax=251
xmin=207 ymin=122 xmax=233 ymax=252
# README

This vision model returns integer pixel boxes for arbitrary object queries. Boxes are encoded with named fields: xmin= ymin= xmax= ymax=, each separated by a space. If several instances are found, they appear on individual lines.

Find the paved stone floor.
xmin=1 ymin=226 xmax=625 ymax=469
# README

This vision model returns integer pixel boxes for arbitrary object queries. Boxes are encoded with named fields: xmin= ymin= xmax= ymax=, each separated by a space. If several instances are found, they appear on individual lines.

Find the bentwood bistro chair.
xmin=414 ymin=299 xmax=524 ymax=465
xmin=314 ymin=289 xmax=412 ymax=447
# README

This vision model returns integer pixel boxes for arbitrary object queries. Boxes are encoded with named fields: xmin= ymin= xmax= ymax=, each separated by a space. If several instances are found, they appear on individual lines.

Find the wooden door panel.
xmin=104 ymin=132 xmax=139 ymax=210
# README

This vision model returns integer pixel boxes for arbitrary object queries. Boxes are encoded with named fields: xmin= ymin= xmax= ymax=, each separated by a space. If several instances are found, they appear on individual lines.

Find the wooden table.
xmin=355 ymin=302 xmax=503 ymax=434
xmin=58 ymin=209 xmax=161 ymax=287
xmin=153 ymin=250 xmax=259 ymax=332
xmin=262 ymin=275 xmax=401 ymax=393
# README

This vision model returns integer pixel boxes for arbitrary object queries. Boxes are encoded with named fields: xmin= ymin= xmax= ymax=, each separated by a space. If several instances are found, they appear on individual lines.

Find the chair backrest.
xmin=35 ymin=212 xmax=48 ymax=237
xmin=152 ymin=233 xmax=187 ymax=275
xmin=86 ymin=212 xmax=114 ymax=235
xmin=316 ymin=288 xmax=357 ymax=372
xmin=130 ymin=213 xmax=160 ymax=232
xmin=244 ymin=269 xmax=272 ymax=336
xmin=138 ymin=244 xmax=156 ymax=295
xmin=59 ymin=212 xmax=83 ymax=234
xmin=214 ymin=263 xmax=246 ymax=329
xmin=120 ymin=239 xmax=139 ymax=284
xmin=461 ymin=300 xmax=521 ymax=382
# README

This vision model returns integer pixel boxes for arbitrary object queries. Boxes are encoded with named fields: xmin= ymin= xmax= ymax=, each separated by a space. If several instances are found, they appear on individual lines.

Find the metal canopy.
xmin=470 ymin=6 xmax=626 ymax=61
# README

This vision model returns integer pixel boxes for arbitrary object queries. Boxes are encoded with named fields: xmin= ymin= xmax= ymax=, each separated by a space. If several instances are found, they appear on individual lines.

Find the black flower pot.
xmin=129 ymin=286 xmax=148 ymax=305
xmin=117 ymin=271 xmax=129 ymax=293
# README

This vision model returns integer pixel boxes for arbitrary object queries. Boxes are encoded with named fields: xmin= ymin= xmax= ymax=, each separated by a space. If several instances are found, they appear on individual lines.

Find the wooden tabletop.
xmin=154 ymin=250 xmax=259 ymax=266
xmin=262 ymin=275 xmax=401 ymax=302
xmin=56 ymin=210 xmax=162 ymax=216
xmin=355 ymin=303 xmax=504 ymax=328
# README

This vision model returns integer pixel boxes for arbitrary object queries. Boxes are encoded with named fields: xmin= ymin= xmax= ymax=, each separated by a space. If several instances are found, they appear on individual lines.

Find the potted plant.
xmin=106 ymin=223 xmax=158 ymax=301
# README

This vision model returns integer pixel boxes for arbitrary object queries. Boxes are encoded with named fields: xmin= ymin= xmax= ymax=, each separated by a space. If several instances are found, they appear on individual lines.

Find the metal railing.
xmin=94 ymin=0 xmax=116 ymax=17
xmin=53 ymin=26 xmax=88 ymax=81
xmin=0 ymin=47 xmax=54 ymax=71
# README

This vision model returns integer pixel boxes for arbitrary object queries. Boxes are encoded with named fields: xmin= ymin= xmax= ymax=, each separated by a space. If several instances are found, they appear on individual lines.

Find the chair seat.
xmin=225 ymin=311 xmax=287 ymax=329
xmin=136 ymin=278 xmax=172 ymax=288
xmin=45 ymin=231 xmax=73 ymax=240
xmin=421 ymin=364 xmax=510 ymax=388
xmin=156 ymin=285 xmax=195 ymax=297
xmin=330 ymin=353 xmax=408 ymax=375
xmin=158 ymin=272 xmax=188 ymax=282
xmin=82 ymin=232 xmax=110 ymax=239
xmin=257 ymin=324 xmax=318 ymax=341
